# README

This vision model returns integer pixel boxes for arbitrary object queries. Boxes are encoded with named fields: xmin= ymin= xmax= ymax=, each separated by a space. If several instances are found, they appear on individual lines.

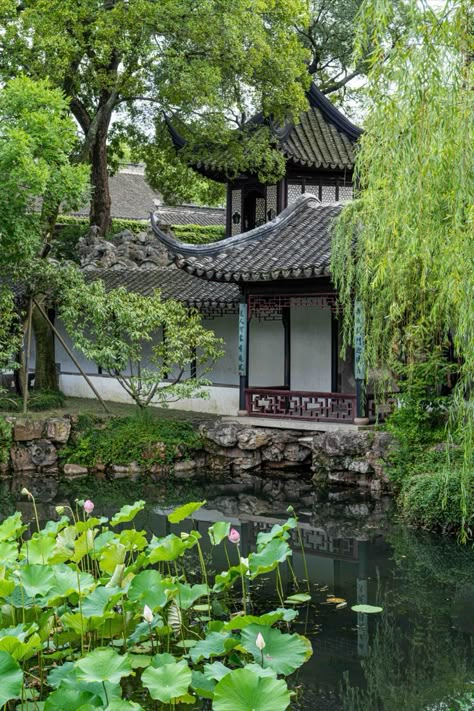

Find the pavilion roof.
xmin=150 ymin=195 xmax=342 ymax=283
xmin=166 ymin=84 xmax=361 ymax=180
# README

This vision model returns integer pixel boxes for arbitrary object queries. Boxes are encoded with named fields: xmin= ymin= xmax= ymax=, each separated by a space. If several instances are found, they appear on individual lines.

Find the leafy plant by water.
xmin=0 ymin=497 xmax=312 ymax=709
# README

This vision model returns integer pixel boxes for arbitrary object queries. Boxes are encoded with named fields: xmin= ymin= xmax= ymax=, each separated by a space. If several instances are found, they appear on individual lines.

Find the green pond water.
xmin=13 ymin=485 xmax=474 ymax=710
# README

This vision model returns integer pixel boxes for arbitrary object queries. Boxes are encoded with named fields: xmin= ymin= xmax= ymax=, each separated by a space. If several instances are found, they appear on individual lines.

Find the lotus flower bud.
xmin=228 ymin=528 xmax=240 ymax=544
xmin=256 ymin=632 xmax=266 ymax=651
xmin=143 ymin=604 xmax=153 ymax=623
xmin=55 ymin=505 xmax=65 ymax=515
xmin=21 ymin=487 xmax=32 ymax=498
xmin=83 ymin=500 xmax=94 ymax=514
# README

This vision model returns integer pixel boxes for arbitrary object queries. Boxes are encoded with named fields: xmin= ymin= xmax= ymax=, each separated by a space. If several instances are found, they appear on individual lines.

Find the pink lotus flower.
xmin=83 ymin=500 xmax=94 ymax=514
xmin=228 ymin=528 xmax=240 ymax=544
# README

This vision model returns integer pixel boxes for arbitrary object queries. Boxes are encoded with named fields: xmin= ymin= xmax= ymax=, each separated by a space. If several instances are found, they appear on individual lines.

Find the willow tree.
xmin=331 ymin=1 xmax=473 ymax=517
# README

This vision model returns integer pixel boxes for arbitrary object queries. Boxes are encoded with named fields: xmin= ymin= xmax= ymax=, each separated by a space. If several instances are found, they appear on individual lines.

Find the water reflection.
xmin=10 ymin=486 xmax=474 ymax=710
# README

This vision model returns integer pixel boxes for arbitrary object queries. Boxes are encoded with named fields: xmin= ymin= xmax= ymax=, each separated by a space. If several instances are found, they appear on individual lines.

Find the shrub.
xmin=0 ymin=417 xmax=12 ymax=464
xmin=62 ymin=413 xmax=203 ymax=467
xmin=171 ymin=223 xmax=225 ymax=244
xmin=0 ymin=390 xmax=65 ymax=412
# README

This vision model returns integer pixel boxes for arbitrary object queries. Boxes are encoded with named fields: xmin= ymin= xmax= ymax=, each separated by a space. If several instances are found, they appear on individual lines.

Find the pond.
xmin=11 ymin=482 xmax=474 ymax=710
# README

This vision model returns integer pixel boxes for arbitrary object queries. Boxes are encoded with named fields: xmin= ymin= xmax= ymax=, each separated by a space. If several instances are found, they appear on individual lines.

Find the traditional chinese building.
xmin=148 ymin=85 xmax=372 ymax=424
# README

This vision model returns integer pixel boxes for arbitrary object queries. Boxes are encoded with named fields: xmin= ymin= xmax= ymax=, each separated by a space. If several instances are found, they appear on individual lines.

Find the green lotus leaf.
xmin=0 ymin=651 xmax=23 ymax=706
xmin=128 ymin=570 xmax=169 ymax=609
xmin=248 ymin=539 xmax=291 ymax=578
xmin=44 ymin=686 xmax=102 ymax=710
xmin=214 ymin=562 xmax=248 ymax=592
xmin=4 ymin=586 xmax=36 ymax=608
xmin=118 ymin=529 xmax=147 ymax=552
xmin=213 ymin=668 xmax=291 ymax=711
xmin=47 ymin=564 xmax=95 ymax=603
xmin=203 ymin=660 xmax=232 ymax=681
xmin=92 ymin=530 xmax=116 ymax=556
xmin=99 ymin=541 xmax=127 ymax=574
xmin=127 ymin=615 xmax=164 ymax=645
xmin=191 ymin=669 xmax=216 ymax=699
xmin=0 ymin=512 xmax=27 ymax=542
xmin=0 ymin=633 xmax=42 ymax=661
xmin=72 ymin=529 xmax=98 ymax=564
xmin=50 ymin=525 xmax=78 ymax=563
xmin=23 ymin=533 xmax=57 ymax=564
xmin=142 ymin=659 xmax=192 ymax=702
xmin=0 ymin=540 xmax=19 ymax=563
xmin=47 ymin=661 xmax=75 ymax=688
xmin=75 ymin=648 xmax=133 ymax=685
xmin=81 ymin=585 xmax=122 ymax=618
xmin=240 ymin=624 xmax=311 ymax=675
xmin=174 ymin=582 xmax=208 ymax=610
xmin=208 ymin=521 xmax=230 ymax=545
xmin=43 ymin=515 xmax=70 ymax=535
xmin=256 ymin=518 xmax=297 ymax=550
xmin=0 ymin=578 xmax=15 ymax=597
xmin=167 ymin=500 xmax=206 ymax=524
xmin=105 ymin=701 xmax=144 ymax=710
xmin=190 ymin=631 xmax=238 ymax=663
xmin=148 ymin=532 xmax=199 ymax=563
xmin=243 ymin=663 xmax=277 ymax=678
xmin=19 ymin=564 xmax=55 ymax=598
xmin=351 ymin=604 xmax=383 ymax=614
xmin=222 ymin=608 xmax=297 ymax=631
xmin=0 ymin=623 xmax=37 ymax=641
xmin=110 ymin=500 xmax=146 ymax=527
xmin=284 ymin=593 xmax=312 ymax=604
xmin=150 ymin=652 xmax=176 ymax=667
xmin=60 ymin=612 xmax=103 ymax=636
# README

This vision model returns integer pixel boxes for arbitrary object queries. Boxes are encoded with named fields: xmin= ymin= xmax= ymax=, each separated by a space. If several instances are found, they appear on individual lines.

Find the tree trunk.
xmin=89 ymin=115 xmax=112 ymax=235
xmin=32 ymin=301 xmax=58 ymax=392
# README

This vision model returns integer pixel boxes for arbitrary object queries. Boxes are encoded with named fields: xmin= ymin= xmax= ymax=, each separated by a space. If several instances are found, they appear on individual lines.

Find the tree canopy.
xmin=0 ymin=0 xmax=311 ymax=231
xmin=331 ymin=0 xmax=473 ymax=527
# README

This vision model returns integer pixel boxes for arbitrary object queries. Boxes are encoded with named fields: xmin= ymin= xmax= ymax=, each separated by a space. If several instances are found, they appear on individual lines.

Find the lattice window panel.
xmin=231 ymin=189 xmax=242 ymax=235
xmin=287 ymin=182 xmax=303 ymax=204
xmin=321 ymin=184 xmax=336 ymax=203
xmin=338 ymin=185 xmax=353 ymax=203
xmin=255 ymin=197 xmax=266 ymax=227
xmin=266 ymin=184 xmax=277 ymax=220
xmin=248 ymin=293 xmax=340 ymax=320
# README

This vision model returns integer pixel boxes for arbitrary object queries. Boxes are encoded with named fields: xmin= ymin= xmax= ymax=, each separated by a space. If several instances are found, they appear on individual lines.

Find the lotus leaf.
xmin=190 ymin=631 xmax=238 ymax=663
xmin=191 ymin=669 xmax=216 ymax=699
xmin=75 ymin=648 xmax=133 ymax=684
xmin=128 ymin=570 xmax=169 ymax=609
xmin=148 ymin=532 xmax=199 ymax=563
xmin=167 ymin=500 xmax=206 ymax=524
xmin=351 ymin=604 xmax=383 ymax=614
xmin=0 ymin=512 xmax=27 ymax=542
xmin=203 ymin=660 xmax=232 ymax=681
xmin=47 ymin=564 xmax=95 ymax=603
xmin=44 ymin=686 xmax=102 ymax=710
xmin=0 ymin=632 xmax=42 ymax=660
xmin=240 ymin=624 xmax=311 ymax=675
xmin=213 ymin=668 xmax=291 ymax=711
xmin=248 ymin=539 xmax=291 ymax=578
xmin=110 ymin=500 xmax=146 ymax=526
xmin=222 ymin=608 xmax=297 ymax=631
xmin=214 ymin=562 xmax=248 ymax=591
xmin=255 ymin=518 xmax=297 ymax=550
xmin=174 ymin=582 xmax=208 ymax=610
xmin=0 ymin=540 xmax=19 ymax=563
xmin=208 ymin=521 xmax=230 ymax=545
xmin=150 ymin=652 xmax=176 ymax=667
xmin=142 ymin=659 xmax=192 ymax=702
xmin=105 ymin=702 xmax=144 ymax=710
xmin=19 ymin=564 xmax=55 ymax=598
xmin=0 ymin=651 xmax=23 ymax=706
xmin=119 ymin=529 xmax=147 ymax=551
xmin=81 ymin=585 xmax=122 ymax=618
xmin=127 ymin=615 xmax=164 ymax=645
xmin=23 ymin=533 xmax=57 ymax=564
xmin=0 ymin=578 xmax=14 ymax=597
xmin=285 ymin=593 xmax=311 ymax=604
xmin=99 ymin=541 xmax=127 ymax=574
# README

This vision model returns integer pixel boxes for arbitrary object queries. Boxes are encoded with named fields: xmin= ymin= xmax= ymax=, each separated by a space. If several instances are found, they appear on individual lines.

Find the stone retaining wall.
xmin=0 ymin=416 xmax=395 ymax=502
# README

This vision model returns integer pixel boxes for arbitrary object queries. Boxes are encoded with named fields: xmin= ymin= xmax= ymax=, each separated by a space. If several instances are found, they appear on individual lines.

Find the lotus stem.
xmin=236 ymin=544 xmax=247 ymax=614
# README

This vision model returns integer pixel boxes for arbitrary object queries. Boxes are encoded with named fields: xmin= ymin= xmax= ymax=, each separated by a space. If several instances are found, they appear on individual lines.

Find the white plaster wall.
xmin=55 ymin=321 xmax=98 ymax=375
xmin=249 ymin=319 xmax=284 ymax=387
xmin=59 ymin=374 xmax=239 ymax=415
xmin=290 ymin=306 xmax=332 ymax=391
xmin=202 ymin=315 xmax=239 ymax=386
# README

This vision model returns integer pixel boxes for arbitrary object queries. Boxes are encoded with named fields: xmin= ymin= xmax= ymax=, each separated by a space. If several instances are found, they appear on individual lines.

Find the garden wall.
xmin=0 ymin=416 xmax=394 ymax=503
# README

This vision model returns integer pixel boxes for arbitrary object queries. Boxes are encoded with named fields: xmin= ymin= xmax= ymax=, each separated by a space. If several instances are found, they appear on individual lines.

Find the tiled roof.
xmin=167 ymin=84 xmax=361 ymax=178
xmin=280 ymin=86 xmax=360 ymax=170
xmin=155 ymin=205 xmax=225 ymax=227
xmin=151 ymin=195 xmax=342 ymax=283
xmin=71 ymin=170 xmax=161 ymax=221
xmin=84 ymin=265 xmax=239 ymax=308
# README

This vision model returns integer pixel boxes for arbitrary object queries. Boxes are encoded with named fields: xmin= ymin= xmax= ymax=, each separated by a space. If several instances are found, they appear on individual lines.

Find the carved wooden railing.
xmin=245 ymin=388 xmax=357 ymax=422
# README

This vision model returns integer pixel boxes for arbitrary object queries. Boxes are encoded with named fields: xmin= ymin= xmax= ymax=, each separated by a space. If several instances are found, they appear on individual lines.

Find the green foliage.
xmin=171 ymin=224 xmax=225 ymax=245
xmin=0 ymin=418 xmax=12 ymax=465
xmin=331 ymin=0 xmax=474 ymax=533
xmin=0 ymin=77 xmax=89 ymax=273
xmin=60 ymin=278 xmax=224 ymax=408
xmin=0 ymin=502 xmax=311 ymax=708
xmin=62 ymin=415 xmax=202 ymax=468
xmin=0 ymin=390 xmax=65 ymax=412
